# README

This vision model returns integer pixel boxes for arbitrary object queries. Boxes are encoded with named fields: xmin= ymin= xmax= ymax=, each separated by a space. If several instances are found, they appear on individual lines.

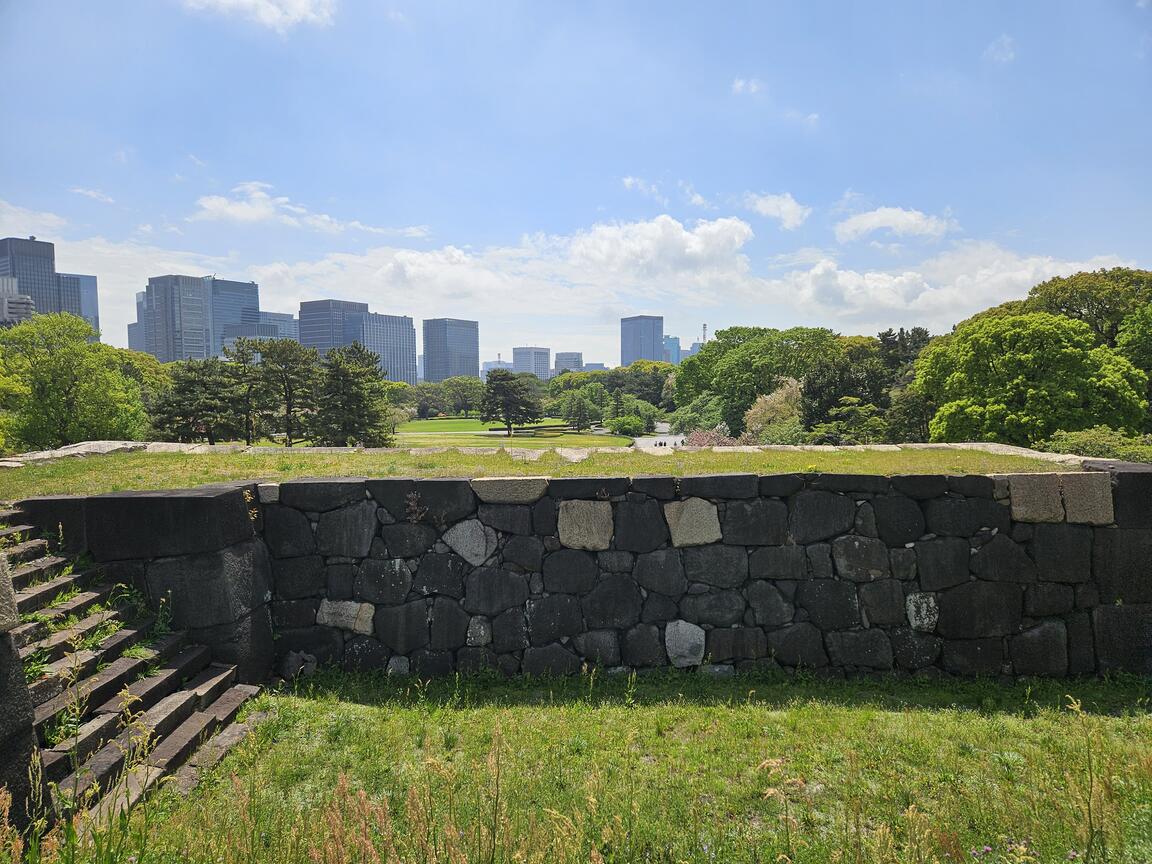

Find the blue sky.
xmin=1 ymin=0 xmax=1150 ymax=365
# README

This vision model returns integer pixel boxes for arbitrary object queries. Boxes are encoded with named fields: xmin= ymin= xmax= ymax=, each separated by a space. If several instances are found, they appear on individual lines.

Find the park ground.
xmin=393 ymin=416 xmax=633 ymax=449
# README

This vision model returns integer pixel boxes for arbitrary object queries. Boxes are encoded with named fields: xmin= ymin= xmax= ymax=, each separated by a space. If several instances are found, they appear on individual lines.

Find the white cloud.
xmin=621 ymin=176 xmax=668 ymax=206
xmin=0 ymin=199 xmax=69 ymax=236
xmin=189 ymin=181 xmax=429 ymax=237
xmin=187 ymin=154 xmax=207 ymax=168
xmin=69 ymin=187 xmax=115 ymax=204
xmin=983 ymin=34 xmax=1017 ymax=65
xmin=181 ymin=0 xmax=335 ymax=32
xmin=742 ymin=192 xmax=812 ymax=230
xmin=679 ymin=181 xmax=714 ymax=210
xmin=782 ymin=109 xmax=820 ymax=130
xmin=834 ymin=206 xmax=957 ymax=243
xmin=731 ymin=78 xmax=763 ymax=95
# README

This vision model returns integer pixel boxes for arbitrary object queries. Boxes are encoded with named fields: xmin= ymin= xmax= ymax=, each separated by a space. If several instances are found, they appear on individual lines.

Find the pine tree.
xmin=480 ymin=369 xmax=543 ymax=436
xmin=308 ymin=342 xmax=396 ymax=447
xmin=151 ymin=358 xmax=233 ymax=444
xmin=257 ymin=338 xmax=319 ymax=447
xmin=222 ymin=337 xmax=267 ymax=446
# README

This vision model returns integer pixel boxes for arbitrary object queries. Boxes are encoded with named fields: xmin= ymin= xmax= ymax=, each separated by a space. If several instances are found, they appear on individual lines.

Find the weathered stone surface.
xmin=1060 ymin=473 xmax=1114 ymax=526
xmin=759 ymin=474 xmax=804 ymax=497
xmin=622 ymin=624 xmax=665 ymax=666
xmin=613 ymin=498 xmax=669 ymax=552
xmin=478 ymin=504 xmax=533 ymax=536
xmin=872 ymin=496 xmax=926 ymax=546
xmin=528 ymin=595 xmax=584 ymax=644
xmin=598 ymin=550 xmax=634 ymax=573
xmin=456 ymin=646 xmax=498 ymax=673
xmin=905 ymin=592 xmax=939 ymax=632
xmin=679 ymin=590 xmax=746 ymax=626
xmin=631 ymin=476 xmax=677 ymax=499
xmin=970 ymin=535 xmax=1037 ymax=583
xmin=466 ymin=616 xmax=491 ymax=646
xmin=532 ymin=498 xmax=557 ymax=535
xmin=942 ymin=638 xmax=1003 ymax=676
xmin=854 ymin=502 xmax=878 ymax=538
xmin=936 ymin=582 xmax=1022 ymax=638
xmin=948 ymin=475 xmax=995 ymax=498
xmin=354 ymin=558 xmax=412 ymax=605
xmin=548 ymin=477 xmax=630 ymax=500
xmin=891 ymin=475 xmax=948 ymax=499
xmin=859 ymin=580 xmax=905 ymax=626
xmin=665 ymin=619 xmax=706 ymax=667
xmin=364 ymin=478 xmax=416 ymax=520
xmin=1092 ymin=604 xmax=1152 ymax=674
xmin=317 ymin=598 xmax=375 ymax=635
xmin=1011 ymin=621 xmax=1067 ymax=676
xmin=915 ymin=537 xmax=970 ymax=591
xmin=271 ymin=598 xmax=319 ymax=629
xmin=924 ymin=498 xmax=1010 ymax=537
xmin=558 ymin=500 xmax=613 ymax=551
xmin=1024 ymin=583 xmax=1074 ymax=617
xmin=381 ymin=522 xmax=437 ymax=558
xmin=502 ymin=535 xmax=544 ymax=572
xmin=412 ymin=553 xmax=469 ymax=598
xmin=1066 ymin=611 xmax=1096 ymax=675
xmin=573 ymin=630 xmax=620 ymax=666
xmin=386 ymin=655 xmax=410 ymax=676
xmin=1092 ymin=529 xmax=1152 ymax=603
xmin=788 ymin=491 xmax=855 ymax=544
xmin=542 ymin=549 xmax=597 ymax=593
xmin=891 ymin=628 xmax=941 ymax=669
xmin=1031 ymin=523 xmax=1092 ymax=583
xmin=681 ymin=474 xmax=758 ymax=499
xmin=325 ymin=564 xmax=356 ymax=600
xmin=374 ymin=600 xmax=429 ymax=654
xmin=430 ymin=597 xmax=471 ymax=650
xmin=410 ymin=648 xmax=454 ymax=677
xmin=810 ymin=474 xmax=889 ymax=494
xmin=469 ymin=477 xmax=549 ymax=505
xmin=664 ymin=497 xmax=722 ymax=547
xmin=826 ymin=630 xmax=893 ymax=669
xmin=443 ymin=519 xmax=498 ymax=566
xmin=890 ymin=547 xmax=917 ymax=581
xmin=491 ymin=608 xmax=528 ymax=652
xmin=1008 ymin=474 xmax=1065 ymax=523
xmin=522 ymin=643 xmax=582 ymax=675
xmin=796 ymin=580 xmax=860 ymax=630
xmin=0 ymin=634 xmax=33 ymax=747
xmin=583 ymin=576 xmax=644 ymax=629
xmin=641 ymin=592 xmax=679 ymax=623
xmin=275 ymin=624 xmax=343 ymax=665
xmin=463 ymin=568 xmax=529 ymax=616
xmin=767 ymin=623 xmax=828 ymax=667
xmin=315 ymin=502 xmax=378 ymax=557
xmin=1110 ymin=471 xmax=1152 ymax=528
xmin=749 ymin=545 xmax=807 ymax=580
xmin=145 ymin=539 xmax=271 ymax=629
xmin=279 ymin=479 xmax=365 ymax=513
xmin=807 ymin=544 xmax=833 ymax=579
xmin=412 ymin=479 xmax=476 ymax=525
xmin=263 ymin=505 xmax=316 ymax=558
xmin=722 ymin=499 xmax=788 ymax=546
xmin=683 ymin=544 xmax=749 ymax=588
xmin=706 ymin=626 xmax=767 ymax=661
xmin=831 ymin=536 xmax=890 ymax=582
xmin=343 ymin=635 xmax=389 ymax=671
xmin=634 ymin=549 xmax=686 ymax=596
xmin=746 ymin=580 xmax=794 ymax=626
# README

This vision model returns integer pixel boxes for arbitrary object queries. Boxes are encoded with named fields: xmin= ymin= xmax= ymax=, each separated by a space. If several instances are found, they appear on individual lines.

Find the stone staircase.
xmin=1 ymin=508 xmax=261 ymax=822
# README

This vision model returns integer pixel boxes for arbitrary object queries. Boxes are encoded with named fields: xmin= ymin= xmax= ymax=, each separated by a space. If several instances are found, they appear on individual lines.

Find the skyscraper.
xmin=620 ymin=315 xmax=663 ymax=366
xmin=345 ymin=311 xmax=418 ymax=385
xmin=513 ymin=346 xmax=551 ymax=380
xmin=298 ymin=299 xmax=369 ymax=355
xmin=60 ymin=273 xmax=100 ymax=335
xmin=555 ymin=352 xmax=583 ymax=374
xmin=0 ymin=237 xmax=82 ymax=317
xmin=662 ymin=335 xmax=681 ymax=365
xmin=423 ymin=318 xmax=479 ymax=382
xmin=209 ymin=279 xmax=259 ymax=355
xmin=0 ymin=276 xmax=34 ymax=326
xmin=135 ymin=275 xmax=213 ymax=362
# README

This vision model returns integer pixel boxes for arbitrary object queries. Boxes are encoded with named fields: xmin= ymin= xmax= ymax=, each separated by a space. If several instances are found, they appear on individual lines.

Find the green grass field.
xmin=65 ymin=671 xmax=1152 ymax=864
xmin=0 ymin=448 xmax=1070 ymax=500
xmin=396 ymin=416 xmax=569 ymax=433
xmin=393 ymin=416 xmax=631 ymax=449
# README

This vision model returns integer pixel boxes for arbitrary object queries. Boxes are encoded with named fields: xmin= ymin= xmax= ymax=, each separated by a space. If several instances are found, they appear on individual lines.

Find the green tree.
xmin=605 ymin=414 xmax=645 ymax=437
xmin=807 ymin=397 xmax=887 ymax=445
xmin=441 ymin=376 xmax=485 ymax=417
xmin=413 ymin=382 xmax=447 ymax=419
xmin=480 ymin=369 xmax=543 ymax=436
xmin=222 ymin=337 xmax=267 ymax=445
xmin=607 ymin=360 xmax=677 ymax=408
xmin=800 ymin=336 xmax=891 ymax=428
xmin=744 ymin=378 xmax=805 ymax=444
xmin=914 ymin=312 xmax=1147 ymax=445
xmin=668 ymin=392 xmax=726 ymax=435
xmin=558 ymin=391 xmax=599 ymax=430
xmin=309 ymin=342 xmax=395 ymax=447
xmin=151 ymin=358 xmax=234 ymax=444
xmin=876 ymin=326 xmax=931 ymax=372
xmin=0 ymin=314 xmax=149 ymax=450
xmin=884 ymin=387 xmax=933 ymax=443
xmin=1027 ymin=268 xmax=1152 ymax=346
xmin=257 ymin=338 xmax=319 ymax=447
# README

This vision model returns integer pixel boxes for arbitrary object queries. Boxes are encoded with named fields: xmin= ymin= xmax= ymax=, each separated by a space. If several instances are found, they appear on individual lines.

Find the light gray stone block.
xmin=665 ymin=619 xmax=705 ymax=667
xmin=443 ymin=519 xmax=498 ymax=566
xmin=664 ymin=497 xmax=722 ymax=547
xmin=558 ymin=500 xmax=614 ymax=551
xmin=316 ymin=598 xmax=375 ymax=635
xmin=1061 ymin=472 xmax=1114 ymax=526
xmin=1008 ymin=474 xmax=1064 ymax=523
xmin=470 ymin=477 xmax=549 ymax=505
xmin=905 ymin=592 xmax=939 ymax=632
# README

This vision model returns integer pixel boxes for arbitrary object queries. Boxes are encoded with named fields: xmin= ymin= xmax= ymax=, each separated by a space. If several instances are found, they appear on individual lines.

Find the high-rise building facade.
xmin=209 ymin=279 xmax=259 ymax=355
xmin=662 ymin=335 xmax=681 ymax=365
xmin=423 ymin=318 xmax=479 ymax=382
xmin=346 ymin=311 xmax=418 ymax=385
xmin=220 ymin=311 xmax=299 ymax=351
xmin=60 ymin=273 xmax=100 ymax=335
xmin=135 ymin=275 xmax=213 ymax=362
xmin=0 ymin=237 xmax=82 ymax=318
xmin=513 ymin=346 xmax=551 ymax=380
xmin=620 ymin=315 xmax=663 ymax=366
xmin=299 ymin=299 xmax=369 ymax=355
xmin=555 ymin=352 xmax=583 ymax=374
xmin=481 ymin=358 xmax=514 ymax=375
xmin=0 ymin=276 xmax=34 ymax=326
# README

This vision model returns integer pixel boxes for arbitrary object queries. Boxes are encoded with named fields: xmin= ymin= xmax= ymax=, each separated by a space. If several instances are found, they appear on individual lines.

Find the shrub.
xmin=1039 ymin=426 xmax=1152 ymax=463
xmin=605 ymin=415 xmax=645 ymax=437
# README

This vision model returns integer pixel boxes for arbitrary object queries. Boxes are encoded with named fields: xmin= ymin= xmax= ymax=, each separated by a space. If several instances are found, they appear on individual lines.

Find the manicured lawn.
xmin=396 ymin=416 xmax=568 ymax=433
xmin=115 ymin=671 xmax=1151 ymax=863
xmin=0 ymin=448 xmax=1072 ymax=500
xmin=395 ymin=431 xmax=633 ymax=448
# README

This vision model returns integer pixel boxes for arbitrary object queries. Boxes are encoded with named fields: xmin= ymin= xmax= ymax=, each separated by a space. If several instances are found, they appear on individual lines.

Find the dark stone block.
xmin=382 ymin=522 xmax=437 ymax=558
xmin=632 ymin=476 xmax=677 ymax=499
xmin=316 ymin=502 xmax=378 ymax=557
xmin=1066 ymin=611 xmax=1096 ymax=675
xmin=263 ymin=505 xmax=316 ymax=558
xmin=789 ymin=491 xmax=855 ymax=544
xmin=808 ymin=474 xmax=890 ymax=494
xmin=635 ymin=549 xmax=686 ymax=596
xmin=1024 ymin=584 xmax=1075 ymax=617
xmin=412 ymin=554 xmax=469 ymax=598
xmin=613 ymin=498 xmax=669 ymax=552
xmin=412 ymin=479 xmax=476 ymax=525
xmin=16 ymin=495 xmax=87 ymax=552
xmin=1031 ymin=523 xmax=1093 ymax=583
xmin=276 ymin=625 xmax=344 ymax=665
xmin=497 ymin=654 xmax=520 ymax=676
xmin=503 ymin=536 xmax=544 ymax=572
xmin=679 ymin=590 xmax=746 ymax=626
xmin=1076 ymin=584 xmax=1100 ymax=609
xmin=767 ymin=623 xmax=828 ymax=667
xmin=582 ymin=576 xmax=643 ymax=629
xmin=890 ymin=475 xmax=948 ymax=499
xmin=522 ymin=643 xmax=583 ymax=675
xmin=463 ymin=568 xmax=529 ymax=616
xmin=641 ymin=593 xmax=679 ymax=623
xmin=478 ymin=504 xmax=533 ymax=536
xmin=272 ymin=555 xmax=325 ymax=599
xmin=749 ymin=545 xmax=807 ymax=580
xmin=191 ymin=608 xmax=274 ymax=682
xmin=970 ymin=535 xmax=1036 ymax=582
xmin=572 ymin=630 xmax=620 ymax=666
xmin=547 ymin=477 xmax=629 ymax=500
xmin=826 ymin=630 xmax=893 ymax=669
xmin=943 ymin=638 xmax=1003 ymax=675
xmin=796 ymin=580 xmax=860 ymax=629
xmin=872 ymin=496 xmax=926 ymax=546
xmin=807 ymin=544 xmax=833 ymax=579
xmin=145 ymin=538 xmax=271 ymax=629
xmin=936 ymin=582 xmax=1022 ymax=638
xmin=271 ymin=599 xmax=318 ymax=629
xmin=279 ymin=479 xmax=366 ymax=512
xmin=343 ymin=636 xmax=389 ymax=671
xmin=598 ymin=551 xmax=634 ymax=573
xmin=1092 ymin=604 xmax=1152 ymax=675
xmin=707 ymin=626 xmax=767 ymax=661
xmin=457 ymin=646 xmax=499 ymax=673
xmin=915 ymin=537 xmax=970 ymax=591
xmin=0 ymin=634 xmax=33 ymax=746
xmin=355 ymin=558 xmax=412 ymax=605
xmin=947 ymin=475 xmax=995 ymax=498
xmin=891 ymin=628 xmax=941 ymax=670
xmin=430 ymin=597 xmax=471 ymax=650
xmin=622 ymin=624 xmax=665 ymax=666
xmin=746 ymin=580 xmax=794 ymax=626
xmin=924 ymin=498 xmax=1010 ymax=537
xmin=680 ymin=474 xmax=758 ymax=499
xmin=722 ymin=499 xmax=788 ymax=546
xmin=528 ymin=595 xmax=584 ymax=644
xmin=326 ymin=564 xmax=356 ymax=600
xmin=542 ymin=549 xmax=597 ymax=593
xmin=854 ymin=502 xmax=877 ymax=537
xmin=890 ymin=547 xmax=917 ymax=581
xmin=0 ymin=727 xmax=46 ymax=831
xmin=1010 ymin=621 xmax=1067 ymax=676
xmin=532 ymin=498 xmax=558 ymax=535
xmin=1111 ymin=471 xmax=1152 ymax=528
xmin=374 ymin=600 xmax=430 ymax=654
xmin=759 ymin=474 xmax=805 ymax=498
xmin=411 ymin=649 xmax=454 ymax=677
xmin=491 ymin=608 xmax=528 ymax=652
xmin=365 ymin=478 xmax=417 ymax=521
xmin=859 ymin=580 xmax=905 ymax=626
xmin=831 ymin=536 xmax=890 ymax=582
xmin=683 ymin=544 xmax=748 ymax=588
xmin=1093 ymin=529 xmax=1152 ymax=603
xmin=85 ymin=486 xmax=255 ymax=561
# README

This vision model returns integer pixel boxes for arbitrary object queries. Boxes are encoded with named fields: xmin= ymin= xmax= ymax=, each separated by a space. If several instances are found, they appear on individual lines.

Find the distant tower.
xmin=702 ymin=323 xmax=708 ymax=344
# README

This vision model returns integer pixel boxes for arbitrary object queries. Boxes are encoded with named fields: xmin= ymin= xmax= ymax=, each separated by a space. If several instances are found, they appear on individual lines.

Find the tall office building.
xmin=555 ymin=352 xmax=583 ymax=374
xmin=620 ymin=315 xmax=663 ymax=366
xmin=513 ymin=346 xmax=551 ymax=380
xmin=423 ymin=318 xmax=479 ymax=382
xmin=258 ymin=311 xmax=299 ymax=341
xmin=134 ymin=275 xmax=213 ymax=362
xmin=127 ymin=292 xmax=146 ymax=352
xmin=0 ymin=237 xmax=82 ymax=317
xmin=59 ymin=273 xmax=100 ymax=335
xmin=662 ymin=335 xmax=681 ymax=365
xmin=220 ymin=311 xmax=298 ymax=351
xmin=346 ymin=311 xmax=417 ymax=384
xmin=0 ymin=276 xmax=34 ymax=326
xmin=299 ymin=299 xmax=369 ymax=355
xmin=209 ymin=279 xmax=259 ymax=355
xmin=481 ymin=358 xmax=513 ymax=375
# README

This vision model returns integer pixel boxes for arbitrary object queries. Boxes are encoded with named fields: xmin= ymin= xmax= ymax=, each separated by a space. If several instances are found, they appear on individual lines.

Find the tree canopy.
xmin=480 ymin=369 xmax=543 ymax=436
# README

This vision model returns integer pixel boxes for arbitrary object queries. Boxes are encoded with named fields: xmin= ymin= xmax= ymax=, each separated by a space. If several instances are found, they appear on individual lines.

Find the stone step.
xmin=15 ymin=569 xmax=99 ymax=615
xmin=9 ymin=555 xmax=69 ymax=592
xmin=10 ymin=584 xmax=119 ymax=648
xmin=146 ymin=711 xmax=219 ymax=772
xmin=184 ymin=663 xmax=237 ymax=709
xmin=34 ymin=655 xmax=148 ymax=742
xmin=0 ymin=508 xmax=22 ymax=523
xmin=203 ymin=683 xmax=259 ymax=725
xmin=94 ymin=645 xmax=212 ymax=716
xmin=28 ymin=620 xmax=158 ymax=707
xmin=20 ymin=606 xmax=129 ymax=664
xmin=4 ymin=538 xmax=50 ymax=567
xmin=0 ymin=523 xmax=39 ymax=544
xmin=41 ymin=713 xmax=122 ymax=784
